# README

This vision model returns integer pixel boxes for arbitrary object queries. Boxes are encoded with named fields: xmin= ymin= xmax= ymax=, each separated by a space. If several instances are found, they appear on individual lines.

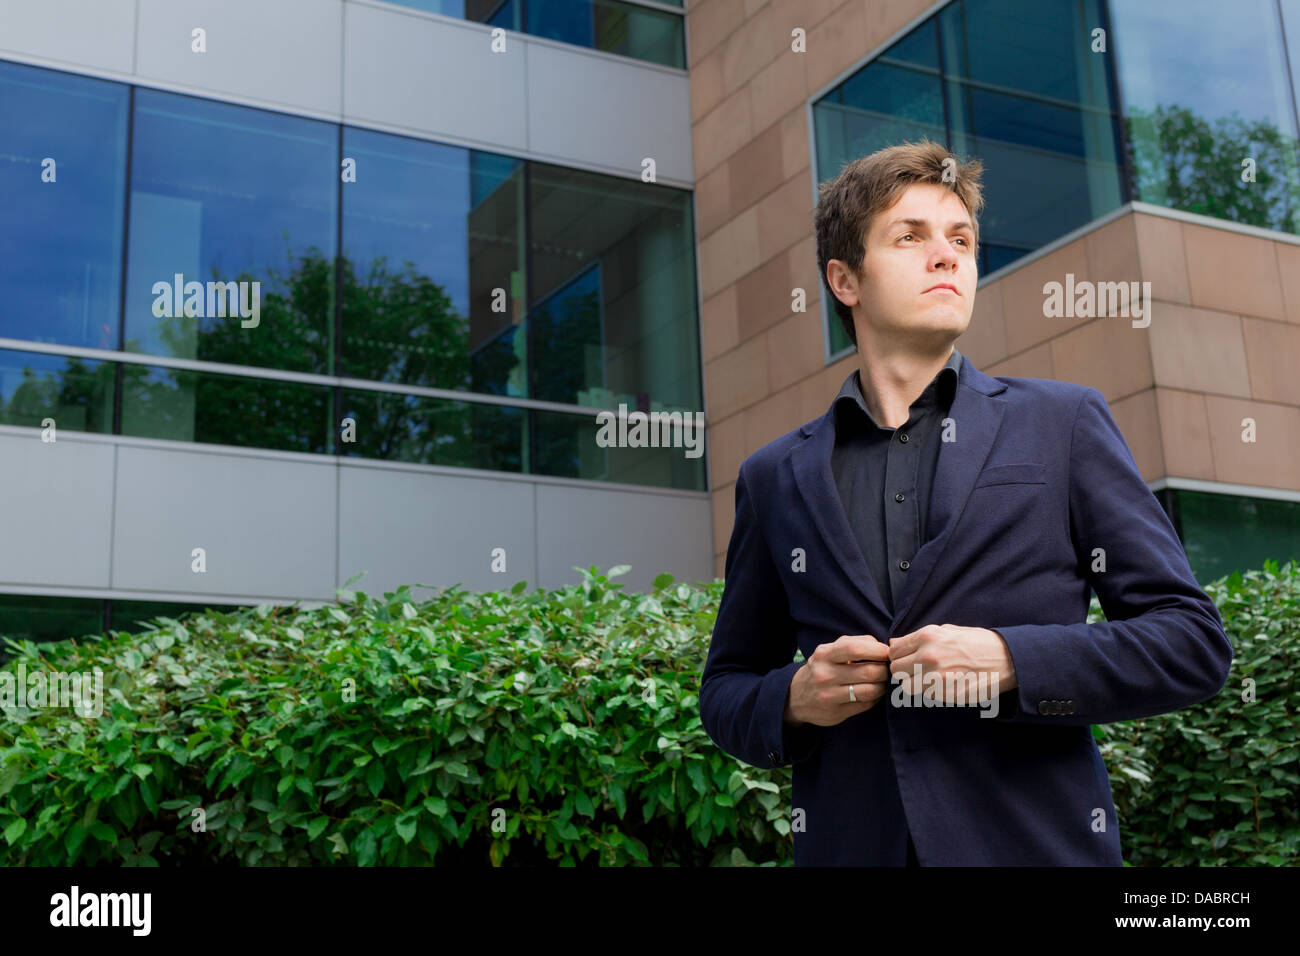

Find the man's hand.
xmin=887 ymin=623 xmax=1017 ymax=702
xmin=784 ymin=634 xmax=892 ymax=727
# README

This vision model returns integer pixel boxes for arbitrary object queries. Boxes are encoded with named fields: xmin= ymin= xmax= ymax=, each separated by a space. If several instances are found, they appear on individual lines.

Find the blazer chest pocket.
xmin=973 ymin=462 xmax=1047 ymax=488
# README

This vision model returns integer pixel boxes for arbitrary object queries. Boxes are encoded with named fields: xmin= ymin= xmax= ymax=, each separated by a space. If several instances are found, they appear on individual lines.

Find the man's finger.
xmin=824 ymin=634 xmax=889 ymax=663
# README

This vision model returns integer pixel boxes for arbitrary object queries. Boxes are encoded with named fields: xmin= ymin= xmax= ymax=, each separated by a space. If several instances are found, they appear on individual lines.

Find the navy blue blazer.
xmin=700 ymin=357 xmax=1233 ymax=865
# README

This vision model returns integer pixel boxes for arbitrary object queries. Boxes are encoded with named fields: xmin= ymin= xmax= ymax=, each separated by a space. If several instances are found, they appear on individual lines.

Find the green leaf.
xmin=365 ymin=761 xmax=385 ymax=797
xmin=4 ymin=818 xmax=27 ymax=844
xmin=307 ymin=816 xmax=330 ymax=840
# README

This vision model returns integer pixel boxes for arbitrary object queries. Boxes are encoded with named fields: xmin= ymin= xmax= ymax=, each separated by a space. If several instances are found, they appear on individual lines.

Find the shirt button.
xmin=895 ymin=493 xmax=905 ymax=502
xmin=899 ymin=433 xmax=909 ymax=443
xmin=898 ymin=559 xmax=910 ymax=571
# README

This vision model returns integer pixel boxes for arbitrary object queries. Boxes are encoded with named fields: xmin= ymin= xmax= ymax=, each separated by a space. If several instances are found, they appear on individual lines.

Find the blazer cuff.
xmin=988 ymin=623 xmax=1064 ymax=722
xmin=763 ymin=660 xmax=824 ymax=766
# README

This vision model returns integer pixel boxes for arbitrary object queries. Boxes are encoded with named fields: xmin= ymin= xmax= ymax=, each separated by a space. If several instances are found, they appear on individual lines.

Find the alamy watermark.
xmin=890 ymin=665 xmax=1001 ymax=718
xmin=0 ymin=662 xmax=103 ymax=718
xmin=594 ymin=404 xmax=705 ymax=459
xmin=1043 ymin=273 xmax=1151 ymax=328
xmin=151 ymin=273 xmax=261 ymax=328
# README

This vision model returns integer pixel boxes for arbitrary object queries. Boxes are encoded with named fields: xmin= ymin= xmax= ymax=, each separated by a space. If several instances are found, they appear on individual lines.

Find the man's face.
xmin=835 ymin=182 xmax=977 ymax=348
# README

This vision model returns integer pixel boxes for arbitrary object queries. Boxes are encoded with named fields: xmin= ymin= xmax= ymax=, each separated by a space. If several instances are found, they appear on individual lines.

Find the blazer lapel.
xmin=891 ymin=360 xmax=1009 ymax=631
xmin=788 ymin=405 xmax=893 ymax=622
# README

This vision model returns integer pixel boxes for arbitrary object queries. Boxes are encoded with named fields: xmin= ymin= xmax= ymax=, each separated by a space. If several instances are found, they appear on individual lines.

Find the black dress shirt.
xmin=829 ymin=347 xmax=962 ymax=617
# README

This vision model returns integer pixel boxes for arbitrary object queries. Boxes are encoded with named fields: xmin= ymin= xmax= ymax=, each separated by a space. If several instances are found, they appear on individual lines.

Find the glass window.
xmin=528 ymin=0 xmax=685 ymax=69
xmin=0 ymin=61 xmax=128 ymax=350
xmin=534 ymin=407 xmax=705 ymax=489
xmin=383 ymin=0 xmax=683 ymax=66
xmin=813 ymin=0 xmax=1124 ymax=356
xmin=0 ymin=595 xmax=104 ymax=661
xmin=110 ymin=599 xmax=246 ymax=634
xmin=1175 ymin=490 xmax=1300 ymax=585
xmin=339 ymin=388 xmax=524 ymax=472
xmin=1111 ymin=0 xmax=1300 ymax=233
xmin=0 ymin=349 xmax=114 ymax=434
xmin=120 ymin=363 xmax=332 ymax=454
xmin=123 ymin=89 xmax=338 ymax=374
xmin=526 ymin=162 xmax=701 ymax=414
xmin=340 ymin=129 xmax=527 ymax=398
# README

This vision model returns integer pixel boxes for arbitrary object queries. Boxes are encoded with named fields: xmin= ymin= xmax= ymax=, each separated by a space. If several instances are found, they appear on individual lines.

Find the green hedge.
xmin=1 ymin=561 xmax=1296 ymax=866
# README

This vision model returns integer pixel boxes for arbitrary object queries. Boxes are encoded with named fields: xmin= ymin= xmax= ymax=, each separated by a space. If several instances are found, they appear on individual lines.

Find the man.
xmin=698 ymin=139 xmax=1233 ymax=866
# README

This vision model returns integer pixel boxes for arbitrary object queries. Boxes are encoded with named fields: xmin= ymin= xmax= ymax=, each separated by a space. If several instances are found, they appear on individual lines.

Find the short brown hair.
xmin=814 ymin=138 xmax=985 ymax=348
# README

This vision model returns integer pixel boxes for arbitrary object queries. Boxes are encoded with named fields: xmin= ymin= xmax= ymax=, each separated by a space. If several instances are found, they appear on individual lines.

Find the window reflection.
xmin=0 ymin=62 xmax=127 ymax=351
xmin=1111 ymin=0 xmax=1300 ymax=232
xmin=124 ymin=89 xmax=338 ymax=374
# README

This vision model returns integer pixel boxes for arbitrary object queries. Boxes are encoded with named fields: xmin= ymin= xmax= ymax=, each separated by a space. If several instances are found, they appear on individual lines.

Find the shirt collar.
xmin=833 ymin=347 xmax=963 ymax=431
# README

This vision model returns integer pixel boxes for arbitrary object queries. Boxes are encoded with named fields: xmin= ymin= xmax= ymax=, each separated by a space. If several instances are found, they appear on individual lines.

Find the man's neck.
xmin=854 ymin=340 xmax=956 ymax=429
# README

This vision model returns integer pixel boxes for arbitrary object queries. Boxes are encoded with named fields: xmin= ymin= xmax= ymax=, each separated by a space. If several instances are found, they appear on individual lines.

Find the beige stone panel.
xmin=1277 ymin=241 xmax=1300 ymax=325
xmin=700 ymin=285 xmax=740 ymax=362
xmin=1204 ymin=396 xmax=1300 ymax=491
xmin=735 ymin=246 xmax=796 ymax=341
xmin=743 ymin=383 xmax=808 ymax=455
xmin=1145 ymin=302 xmax=1251 ymax=398
xmin=999 ymin=240 xmax=1092 ymax=355
xmin=694 ymin=160 xmax=731 ymax=242
xmin=714 ymin=551 xmax=726 ymax=582
xmin=1241 ymin=317 xmax=1300 ymax=406
xmin=766 ymin=310 xmax=824 ymax=393
xmin=706 ymin=333 xmax=769 ymax=420
xmin=800 ymin=358 xmax=854 ymax=422
xmin=1182 ymin=222 xmax=1287 ymax=322
xmin=958 ymin=280 xmax=1007 ymax=369
xmin=1108 ymin=388 xmax=1165 ymax=482
xmin=803 ymin=1 xmax=868 ymax=95
xmin=770 ymin=0 xmax=842 ymax=44
xmin=720 ymin=3 xmax=776 ymax=98
xmin=707 ymin=409 xmax=747 ymax=490
xmin=757 ymin=173 xmax=815 ymax=263
xmin=984 ymin=341 xmax=1053 ymax=380
xmin=688 ymin=0 xmax=747 ymax=69
xmin=1133 ymin=213 xmax=1191 ymax=306
xmin=788 ymin=233 xmax=820 ymax=307
xmin=690 ymin=48 xmax=725 ymax=125
xmin=693 ymin=85 xmax=752 ymax=179
xmin=727 ymin=121 xmax=787 ymax=217
xmin=779 ymin=105 xmax=811 ymax=181
xmin=1155 ymin=389 xmax=1215 ymax=480
xmin=1085 ymin=215 xmax=1141 ymax=286
xmin=744 ymin=0 xmax=772 ymax=17
xmin=699 ymin=206 xmax=760 ymax=299
xmin=750 ymin=47 xmax=807 ymax=137
xmin=1050 ymin=317 xmax=1153 ymax=401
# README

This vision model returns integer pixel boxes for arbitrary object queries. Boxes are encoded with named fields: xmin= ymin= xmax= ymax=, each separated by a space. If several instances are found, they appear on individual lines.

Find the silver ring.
xmin=848 ymin=684 xmax=857 ymax=703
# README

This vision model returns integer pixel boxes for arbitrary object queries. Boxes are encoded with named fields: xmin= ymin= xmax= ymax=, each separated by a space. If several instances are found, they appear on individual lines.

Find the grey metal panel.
xmin=0 ymin=0 xmax=136 ymax=75
xmin=337 ymin=462 xmax=536 ymax=597
xmin=0 ymin=432 xmax=116 ymax=588
xmin=525 ymin=40 xmax=693 ymax=183
xmin=111 ymin=444 xmax=337 ymax=599
xmin=135 ymin=0 xmax=343 ymax=116
xmin=535 ymin=483 xmax=713 ymax=593
xmin=343 ymin=2 xmax=527 ymax=150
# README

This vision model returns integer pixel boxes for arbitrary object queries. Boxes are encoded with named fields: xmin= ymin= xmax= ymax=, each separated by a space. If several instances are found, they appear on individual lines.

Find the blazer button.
xmin=767 ymin=749 xmax=780 ymax=764
xmin=898 ymin=559 xmax=909 ymax=571
xmin=1037 ymin=700 xmax=1052 ymax=715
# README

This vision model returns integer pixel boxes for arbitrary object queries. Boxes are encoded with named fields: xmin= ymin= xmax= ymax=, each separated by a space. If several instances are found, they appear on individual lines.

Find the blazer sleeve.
xmin=988 ymin=387 xmax=1233 ymax=725
xmin=699 ymin=462 xmax=825 ymax=769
